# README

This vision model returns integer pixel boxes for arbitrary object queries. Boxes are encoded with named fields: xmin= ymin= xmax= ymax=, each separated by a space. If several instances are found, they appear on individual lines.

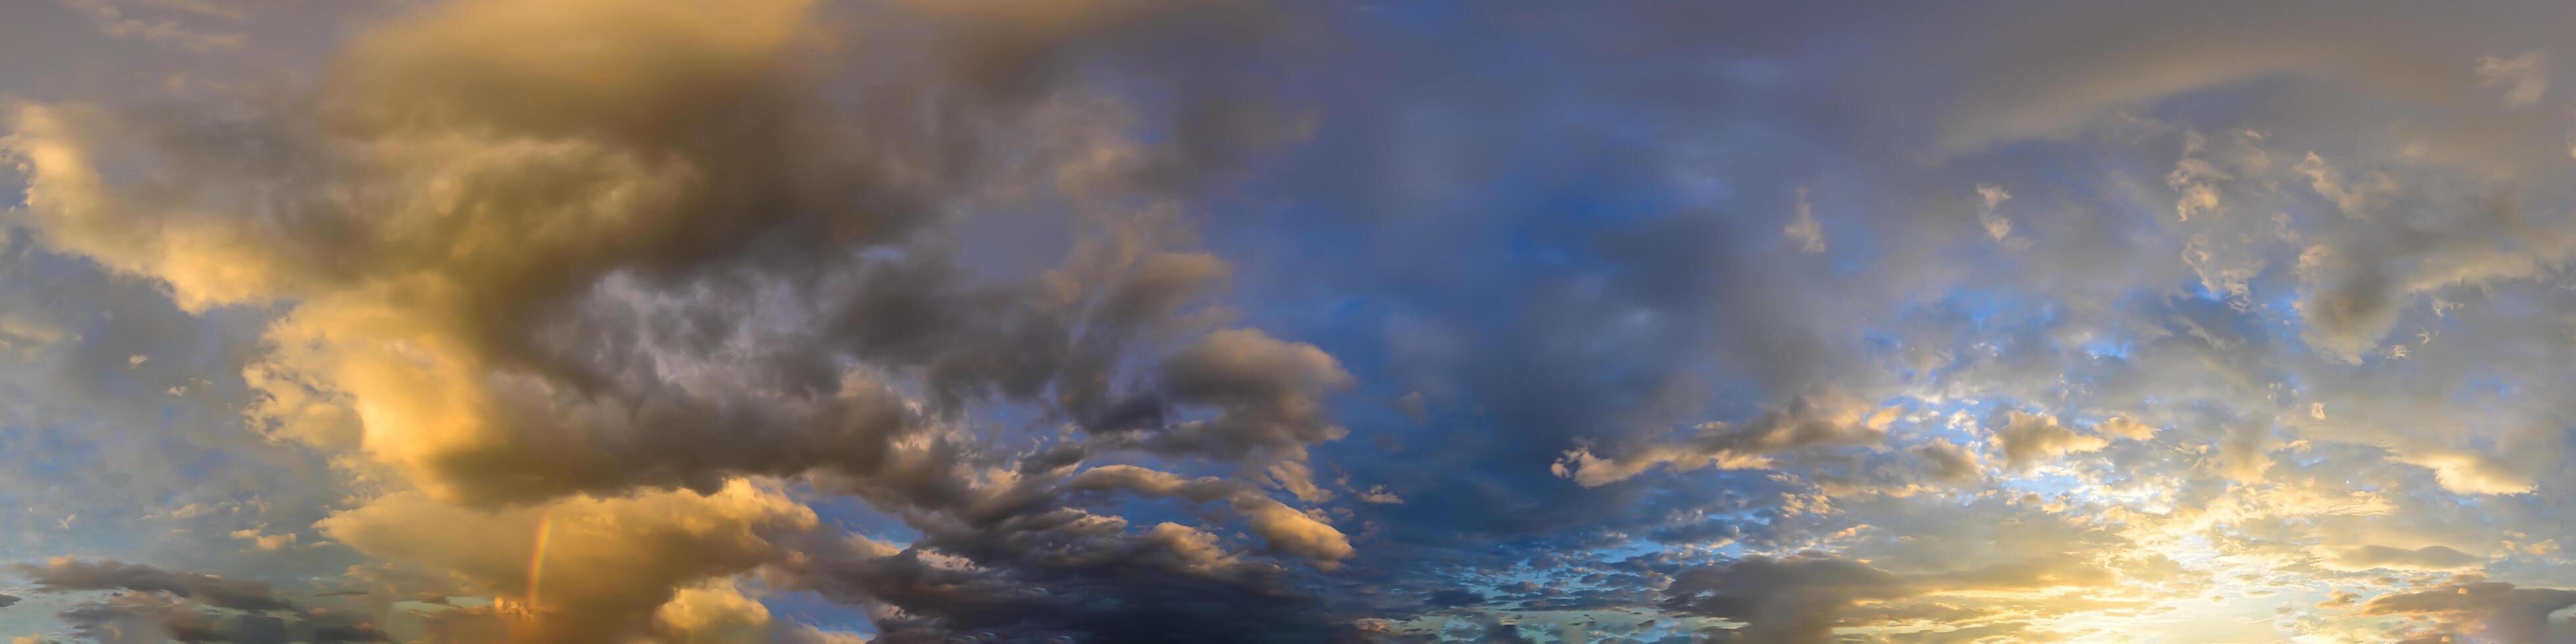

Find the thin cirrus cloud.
xmin=3 ymin=1 xmax=2576 ymax=643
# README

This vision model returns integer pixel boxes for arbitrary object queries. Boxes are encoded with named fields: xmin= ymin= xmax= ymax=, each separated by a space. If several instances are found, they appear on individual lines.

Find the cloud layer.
xmin=8 ymin=1 xmax=2576 ymax=643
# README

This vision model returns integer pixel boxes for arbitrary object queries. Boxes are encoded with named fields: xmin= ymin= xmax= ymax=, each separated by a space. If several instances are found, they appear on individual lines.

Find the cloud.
xmin=2397 ymin=449 xmax=2542 ymax=495
xmin=51 ymin=0 xmax=248 ymax=52
xmin=1068 ymin=465 xmax=1353 ymax=565
xmin=1987 ymin=410 xmax=2108 ymax=470
xmin=1555 ymin=391 xmax=1897 ymax=486
xmin=2094 ymin=417 xmax=2158 ymax=441
xmin=12 ymin=558 xmax=293 ymax=612
xmin=6 ymin=0 xmax=1349 ymax=637
xmin=793 ymin=513 xmax=1350 ymax=643
xmin=1974 ymin=183 xmax=2014 ymax=242
xmin=44 ymin=593 xmax=390 ymax=643
xmin=229 ymin=528 xmax=298 ymax=551
xmin=2363 ymin=580 xmax=2576 ymax=643
xmin=314 ymin=479 xmax=819 ymax=642
xmin=1661 ymin=552 xmax=2118 ymax=643
xmin=1130 ymin=327 xmax=1356 ymax=467
xmin=1355 ymin=485 xmax=1406 ymax=505
xmin=52 ymin=593 xmax=246 ymax=644
xmin=1908 ymin=440 xmax=1983 ymax=483
xmin=296 ymin=610 xmax=394 ymax=643
xmin=20 ymin=1 xmax=2576 ymax=643
xmin=9 ymin=559 xmax=391 ymax=643
xmin=14 ymin=0 xmax=914 ymax=503
xmin=2316 ymin=544 xmax=2485 ymax=572
xmin=6 ymin=0 xmax=1331 ymax=508
xmin=1663 ymin=555 xmax=1917 ymax=642
xmin=1785 ymin=187 xmax=1825 ymax=252
xmin=2475 ymin=50 xmax=2550 ymax=108
xmin=651 ymin=578 xmax=864 ymax=644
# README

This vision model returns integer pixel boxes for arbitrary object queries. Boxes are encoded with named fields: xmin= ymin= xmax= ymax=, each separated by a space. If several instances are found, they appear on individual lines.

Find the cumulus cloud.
xmin=314 ymin=479 xmax=819 ymax=642
xmin=1068 ymin=465 xmax=1353 ymax=565
xmin=2094 ymin=416 xmax=2158 ymax=441
xmin=653 ymin=579 xmax=865 ymax=644
xmin=1987 ymin=410 xmax=2108 ymax=470
xmin=1555 ymin=391 xmax=1897 ymax=486
xmin=1908 ymin=440 xmax=1983 ymax=483
xmin=1129 ymin=327 xmax=1355 ymax=467
xmin=14 ymin=0 xmax=887 ymax=503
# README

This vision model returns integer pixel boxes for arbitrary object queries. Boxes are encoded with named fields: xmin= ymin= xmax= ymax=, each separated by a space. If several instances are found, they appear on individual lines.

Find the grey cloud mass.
xmin=13 ymin=559 xmax=292 ymax=613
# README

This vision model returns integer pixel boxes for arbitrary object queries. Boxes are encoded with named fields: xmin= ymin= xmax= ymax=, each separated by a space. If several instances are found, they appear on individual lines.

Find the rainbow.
xmin=524 ymin=513 xmax=555 ymax=617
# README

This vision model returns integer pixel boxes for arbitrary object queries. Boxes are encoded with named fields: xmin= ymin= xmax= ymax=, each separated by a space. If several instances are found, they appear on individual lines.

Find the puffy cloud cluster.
xmin=1133 ymin=329 xmax=1356 ymax=463
xmin=1554 ymin=391 xmax=1898 ymax=486
xmin=653 ymin=580 xmax=865 ymax=644
xmin=1987 ymin=410 xmax=2109 ymax=470
xmin=314 ymin=480 xmax=819 ymax=642
xmin=1068 ymin=465 xmax=1352 ymax=564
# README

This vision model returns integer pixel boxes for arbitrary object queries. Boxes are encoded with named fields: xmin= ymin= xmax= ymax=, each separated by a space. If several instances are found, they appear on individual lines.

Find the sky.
xmin=3 ymin=1 xmax=2576 ymax=643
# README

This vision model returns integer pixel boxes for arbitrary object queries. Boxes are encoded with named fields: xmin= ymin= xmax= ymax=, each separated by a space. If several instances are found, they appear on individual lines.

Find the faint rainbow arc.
xmin=524 ymin=513 xmax=555 ymax=617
